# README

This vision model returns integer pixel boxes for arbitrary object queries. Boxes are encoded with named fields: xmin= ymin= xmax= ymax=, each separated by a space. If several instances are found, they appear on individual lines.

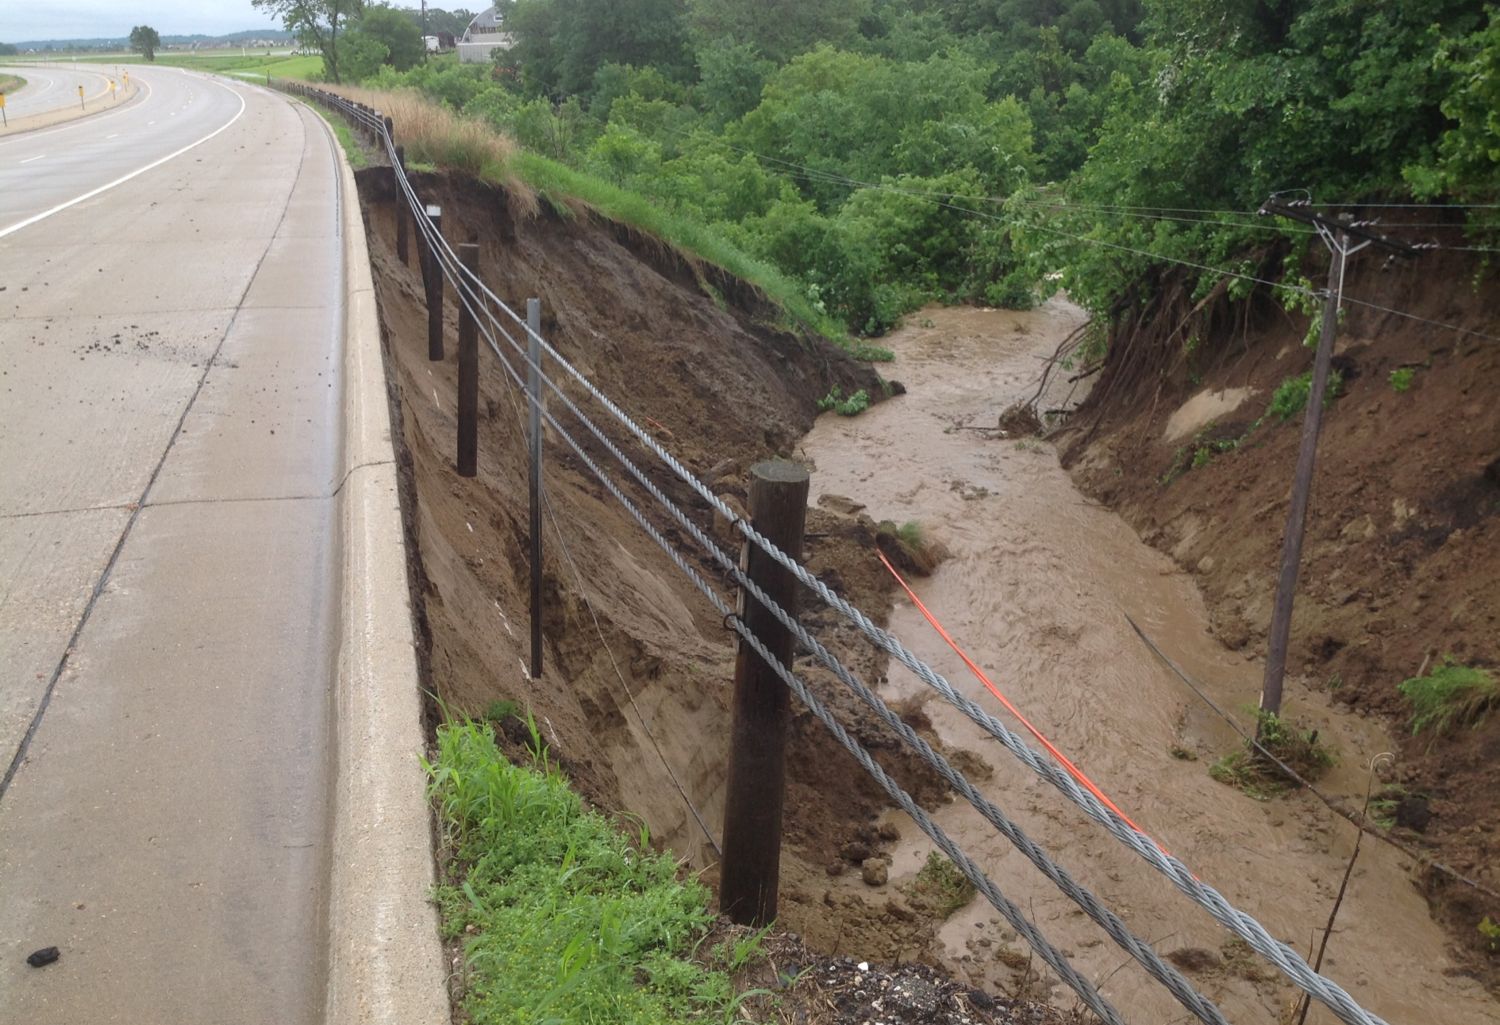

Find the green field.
xmin=25 ymin=52 xmax=322 ymax=81
xmin=0 ymin=74 xmax=25 ymax=94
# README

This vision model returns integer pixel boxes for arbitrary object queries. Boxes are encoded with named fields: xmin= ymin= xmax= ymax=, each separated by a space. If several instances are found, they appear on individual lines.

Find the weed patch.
xmin=1268 ymin=369 xmax=1343 ymax=423
xmin=1208 ymin=711 xmax=1335 ymax=799
xmin=817 ymin=386 xmax=871 ymax=416
xmin=904 ymin=851 xmax=976 ymax=919
xmin=1389 ymin=367 xmax=1416 ymax=392
xmin=426 ymin=719 xmax=735 ymax=1024
xmin=1399 ymin=657 xmax=1496 ymax=738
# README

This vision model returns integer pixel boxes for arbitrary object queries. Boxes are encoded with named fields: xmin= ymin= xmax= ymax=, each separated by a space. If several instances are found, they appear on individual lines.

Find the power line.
xmin=301 ymin=83 xmax=1404 ymax=1025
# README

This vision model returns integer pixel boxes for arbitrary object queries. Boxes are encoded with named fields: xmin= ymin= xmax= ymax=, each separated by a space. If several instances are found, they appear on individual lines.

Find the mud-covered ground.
xmin=1056 ymin=244 xmax=1500 ymax=984
xmin=797 ymin=302 xmax=1497 ymax=1024
xmin=355 ymin=168 xmax=1013 ymax=981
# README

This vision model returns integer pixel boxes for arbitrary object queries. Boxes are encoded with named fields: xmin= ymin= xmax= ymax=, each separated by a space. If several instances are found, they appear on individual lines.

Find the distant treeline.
xmin=8 ymin=29 xmax=294 ymax=52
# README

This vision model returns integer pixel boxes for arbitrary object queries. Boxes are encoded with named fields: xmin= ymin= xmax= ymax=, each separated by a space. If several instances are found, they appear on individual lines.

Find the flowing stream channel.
xmin=797 ymin=302 xmax=1496 ymax=1024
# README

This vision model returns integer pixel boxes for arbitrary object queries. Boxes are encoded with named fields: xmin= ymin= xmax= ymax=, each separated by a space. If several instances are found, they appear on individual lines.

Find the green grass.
xmin=0 ymin=74 xmax=25 ymax=94
xmin=426 ymin=719 xmax=738 ymax=1024
xmin=303 ymin=99 xmax=367 ymax=169
xmin=847 ymin=341 xmax=895 ymax=362
xmin=1399 ymin=657 xmax=1496 ymax=737
xmin=53 ymin=51 xmax=323 ymax=81
xmin=512 ymin=151 xmax=845 ymax=342
xmin=1389 ymin=367 xmax=1416 ymax=393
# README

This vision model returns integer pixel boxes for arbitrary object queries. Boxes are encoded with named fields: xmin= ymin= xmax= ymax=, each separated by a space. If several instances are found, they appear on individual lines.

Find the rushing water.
xmin=798 ymin=302 xmax=1495 ymax=1025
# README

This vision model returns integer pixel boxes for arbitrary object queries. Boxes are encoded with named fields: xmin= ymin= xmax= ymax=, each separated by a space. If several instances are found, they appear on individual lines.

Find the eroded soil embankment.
xmin=799 ymin=303 xmax=1498 ymax=1024
xmin=354 ymin=167 xmax=987 ymax=965
xmin=1057 ymin=248 xmax=1500 ymax=983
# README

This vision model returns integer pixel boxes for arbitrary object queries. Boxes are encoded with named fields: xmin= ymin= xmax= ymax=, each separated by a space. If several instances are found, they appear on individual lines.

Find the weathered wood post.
xmin=526 ymin=298 xmax=544 ymax=680
xmin=719 ymin=460 xmax=810 ymax=926
xmin=456 ymin=243 xmax=480 ymax=478
xmin=422 ymin=205 xmax=443 ymax=361
xmin=394 ymin=144 xmax=409 ymax=265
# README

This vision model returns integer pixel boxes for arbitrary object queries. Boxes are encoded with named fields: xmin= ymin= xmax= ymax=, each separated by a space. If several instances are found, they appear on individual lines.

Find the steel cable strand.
xmin=364 ymin=148 xmax=728 ymax=855
xmin=406 ymin=178 xmax=1385 ymax=1023
xmin=377 ymin=111 xmax=1384 ymax=1025
xmin=378 ymin=212 xmax=730 ymax=858
xmin=439 ymin=285 xmax=1226 ymax=1022
xmin=524 ymin=406 xmax=1126 ymax=1025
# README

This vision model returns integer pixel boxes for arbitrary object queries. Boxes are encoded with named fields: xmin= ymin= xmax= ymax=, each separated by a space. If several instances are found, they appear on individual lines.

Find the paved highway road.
xmin=0 ymin=65 xmax=345 ymax=1023
xmin=0 ymin=63 xmax=126 ymax=123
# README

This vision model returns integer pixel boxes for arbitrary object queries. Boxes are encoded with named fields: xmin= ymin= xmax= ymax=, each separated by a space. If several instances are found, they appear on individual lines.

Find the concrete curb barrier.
xmin=324 ymin=120 xmax=450 ymax=1025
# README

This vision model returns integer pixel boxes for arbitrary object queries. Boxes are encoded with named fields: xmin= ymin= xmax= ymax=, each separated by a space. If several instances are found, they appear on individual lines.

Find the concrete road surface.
xmin=0 ymin=65 xmax=345 ymax=1023
xmin=0 ymin=64 xmax=127 ymax=125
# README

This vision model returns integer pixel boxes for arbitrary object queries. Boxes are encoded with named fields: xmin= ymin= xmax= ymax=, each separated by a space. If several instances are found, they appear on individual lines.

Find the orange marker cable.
xmin=877 ymin=549 xmax=1171 ymax=856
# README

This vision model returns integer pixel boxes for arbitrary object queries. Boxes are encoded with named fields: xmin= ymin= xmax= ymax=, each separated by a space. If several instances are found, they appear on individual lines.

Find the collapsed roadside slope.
xmin=1057 ymin=245 xmax=1500 ymax=980
xmin=355 ymin=166 xmax=994 ymax=967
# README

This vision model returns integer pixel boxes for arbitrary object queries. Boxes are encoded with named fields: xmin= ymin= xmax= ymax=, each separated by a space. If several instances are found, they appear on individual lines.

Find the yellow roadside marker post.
xmin=78 ymin=84 xmax=85 ymax=110
xmin=1 ymin=92 xmax=7 ymax=128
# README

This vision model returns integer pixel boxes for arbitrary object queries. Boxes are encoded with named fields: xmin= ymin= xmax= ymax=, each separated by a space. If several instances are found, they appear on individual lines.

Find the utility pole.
xmin=1254 ymin=196 xmax=1424 ymax=729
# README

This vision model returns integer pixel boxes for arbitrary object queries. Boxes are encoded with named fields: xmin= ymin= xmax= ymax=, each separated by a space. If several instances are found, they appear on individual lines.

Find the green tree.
xmin=129 ymin=25 xmax=161 ymax=61
xmin=0 ymin=43 xmax=20 ymax=57
xmin=349 ymin=4 xmax=426 ymax=72
xmin=685 ymin=0 xmax=871 ymax=64
xmin=499 ymin=0 xmax=692 ymax=97
xmin=1406 ymin=8 xmax=1500 ymax=202
xmin=252 ymin=0 xmax=366 ymax=83
xmin=396 ymin=6 xmax=476 ymax=36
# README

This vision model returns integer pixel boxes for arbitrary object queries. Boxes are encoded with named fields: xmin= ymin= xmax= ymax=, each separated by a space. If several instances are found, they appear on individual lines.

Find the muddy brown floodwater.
xmin=798 ymin=302 xmax=1497 ymax=1025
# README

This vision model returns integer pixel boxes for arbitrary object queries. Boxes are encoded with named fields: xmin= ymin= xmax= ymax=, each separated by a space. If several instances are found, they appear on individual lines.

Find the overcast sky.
xmin=1 ymin=2 xmax=283 ymax=42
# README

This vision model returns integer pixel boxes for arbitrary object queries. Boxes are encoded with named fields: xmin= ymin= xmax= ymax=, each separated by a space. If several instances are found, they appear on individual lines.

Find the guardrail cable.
xmin=284 ymin=82 xmax=1402 ymax=1025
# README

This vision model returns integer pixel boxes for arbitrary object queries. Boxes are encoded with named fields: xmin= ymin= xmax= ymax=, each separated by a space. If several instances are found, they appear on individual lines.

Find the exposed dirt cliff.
xmin=1056 ymin=240 xmax=1500 ymax=983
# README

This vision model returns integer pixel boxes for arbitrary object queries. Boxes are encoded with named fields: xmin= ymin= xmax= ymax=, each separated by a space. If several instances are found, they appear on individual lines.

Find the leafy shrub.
xmin=1389 ymin=367 xmax=1416 ymax=392
xmin=816 ymin=387 xmax=870 ymax=416
xmin=1480 ymin=916 xmax=1500 ymax=954
xmin=1399 ymin=657 xmax=1496 ymax=736
xmin=1268 ymin=369 xmax=1344 ymax=423
xmin=1209 ymin=710 xmax=1335 ymax=799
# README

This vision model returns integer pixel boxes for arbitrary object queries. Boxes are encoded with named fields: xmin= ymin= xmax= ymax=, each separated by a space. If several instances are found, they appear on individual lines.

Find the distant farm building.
xmin=458 ymin=7 xmax=513 ymax=64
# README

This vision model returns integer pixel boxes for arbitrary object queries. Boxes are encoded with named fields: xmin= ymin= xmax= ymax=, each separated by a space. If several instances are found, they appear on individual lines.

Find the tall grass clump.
xmin=425 ymin=720 xmax=736 ymax=1024
xmin=322 ymin=84 xmax=526 ymax=192
xmin=317 ymin=83 xmax=843 ymax=342
xmin=1399 ymin=657 xmax=1496 ymax=738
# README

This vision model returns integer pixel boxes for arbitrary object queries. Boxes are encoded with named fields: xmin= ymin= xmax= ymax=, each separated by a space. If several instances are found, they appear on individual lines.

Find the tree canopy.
xmin=129 ymin=25 xmax=161 ymax=62
xmin=342 ymin=0 xmax=1500 ymax=333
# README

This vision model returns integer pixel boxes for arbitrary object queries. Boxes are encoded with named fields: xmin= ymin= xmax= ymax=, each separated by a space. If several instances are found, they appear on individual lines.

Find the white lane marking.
xmin=0 ymin=76 xmax=154 ymax=149
xmin=20 ymin=154 xmax=46 ymax=164
xmin=106 ymin=133 xmax=119 ymax=139
xmin=0 ymin=85 xmax=248 ymax=241
xmin=147 ymin=120 xmax=156 ymax=125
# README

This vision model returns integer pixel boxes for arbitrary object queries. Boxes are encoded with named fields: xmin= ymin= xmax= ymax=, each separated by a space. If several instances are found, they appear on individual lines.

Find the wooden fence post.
xmin=456 ymin=243 xmax=480 ymax=477
xmin=719 ymin=460 xmax=810 ymax=926
xmin=526 ymin=298 xmax=544 ymax=680
xmin=422 ymin=205 xmax=443 ymax=361
xmin=394 ymin=144 xmax=408 ymax=266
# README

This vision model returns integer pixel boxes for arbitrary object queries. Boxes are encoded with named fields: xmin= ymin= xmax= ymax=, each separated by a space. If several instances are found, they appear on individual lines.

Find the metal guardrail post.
xmin=456 ymin=243 xmax=481 ymax=478
xmin=719 ymin=460 xmax=810 ymax=926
